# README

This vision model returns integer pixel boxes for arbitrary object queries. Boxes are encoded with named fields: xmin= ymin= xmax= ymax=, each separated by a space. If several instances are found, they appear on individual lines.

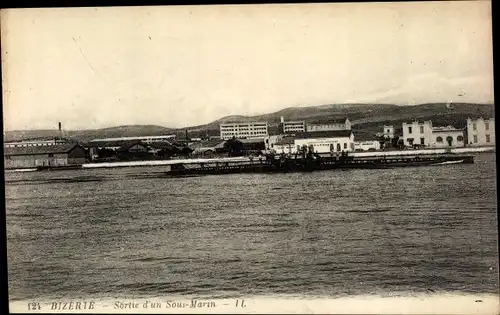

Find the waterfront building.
xmin=383 ymin=125 xmax=395 ymax=139
xmin=279 ymin=116 xmax=306 ymax=134
xmin=354 ymin=140 xmax=381 ymax=151
xmin=89 ymin=135 xmax=176 ymax=143
xmin=466 ymin=118 xmax=495 ymax=146
xmin=401 ymin=120 xmax=433 ymax=147
xmin=295 ymin=130 xmax=355 ymax=153
xmin=353 ymin=132 xmax=381 ymax=151
xmin=188 ymin=139 xmax=226 ymax=156
xmin=272 ymin=136 xmax=296 ymax=154
xmin=430 ymin=125 xmax=465 ymax=148
xmin=306 ymin=119 xmax=352 ymax=132
xmin=240 ymin=138 xmax=266 ymax=152
xmin=4 ymin=137 xmax=73 ymax=148
xmin=4 ymin=143 xmax=86 ymax=169
xmin=219 ymin=122 xmax=268 ymax=140
xmin=271 ymin=130 xmax=354 ymax=154
xmin=264 ymin=134 xmax=285 ymax=150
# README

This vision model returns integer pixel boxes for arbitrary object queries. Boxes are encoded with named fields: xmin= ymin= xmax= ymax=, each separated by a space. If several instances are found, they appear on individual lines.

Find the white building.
xmin=430 ymin=126 xmax=465 ymax=148
xmin=219 ymin=122 xmax=269 ymax=140
xmin=306 ymin=119 xmax=352 ymax=132
xmin=89 ymin=135 xmax=176 ymax=143
xmin=295 ymin=130 xmax=355 ymax=153
xmin=270 ymin=130 xmax=355 ymax=154
xmin=354 ymin=140 xmax=381 ymax=151
xmin=4 ymin=138 xmax=71 ymax=148
xmin=383 ymin=125 xmax=394 ymax=139
xmin=265 ymin=134 xmax=285 ymax=150
xmin=401 ymin=120 xmax=433 ymax=147
xmin=272 ymin=136 xmax=296 ymax=154
xmin=271 ymin=130 xmax=354 ymax=154
xmin=466 ymin=118 xmax=495 ymax=146
xmin=280 ymin=116 xmax=306 ymax=134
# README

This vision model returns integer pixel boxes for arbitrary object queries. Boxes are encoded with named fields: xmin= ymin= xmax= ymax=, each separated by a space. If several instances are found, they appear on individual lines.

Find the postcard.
xmin=2 ymin=2 xmax=498 ymax=314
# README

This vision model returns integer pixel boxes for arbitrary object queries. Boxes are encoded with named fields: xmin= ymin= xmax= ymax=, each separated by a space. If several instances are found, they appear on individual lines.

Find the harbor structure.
xmin=466 ymin=117 xmax=495 ymax=146
xmin=86 ymin=139 xmax=191 ymax=161
xmin=166 ymin=152 xmax=475 ymax=176
xmin=430 ymin=125 xmax=465 ymax=148
xmin=271 ymin=130 xmax=355 ymax=154
xmin=306 ymin=118 xmax=352 ymax=132
xmin=4 ymin=143 xmax=86 ymax=169
xmin=353 ymin=132 xmax=381 ymax=151
xmin=219 ymin=121 xmax=269 ymax=140
xmin=401 ymin=120 xmax=433 ymax=147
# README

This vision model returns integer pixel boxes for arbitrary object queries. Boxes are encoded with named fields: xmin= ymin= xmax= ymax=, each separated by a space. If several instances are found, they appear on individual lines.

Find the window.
xmin=386 ymin=129 xmax=390 ymax=133
xmin=473 ymin=123 xmax=477 ymax=131
xmin=420 ymin=126 xmax=424 ymax=133
xmin=297 ymin=145 xmax=300 ymax=152
xmin=457 ymin=135 xmax=464 ymax=142
xmin=485 ymin=122 xmax=489 ymax=130
xmin=420 ymin=138 xmax=425 ymax=145
xmin=336 ymin=143 xmax=341 ymax=151
xmin=408 ymin=126 xmax=412 ymax=134
xmin=407 ymin=138 xmax=414 ymax=145
xmin=343 ymin=143 xmax=347 ymax=149
xmin=486 ymin=134 xmax=490 ymax=143
xmin=473 ymin=135 xmax=478 ymax=143
xmin=436 ymin=136 xmax=443 ymax=143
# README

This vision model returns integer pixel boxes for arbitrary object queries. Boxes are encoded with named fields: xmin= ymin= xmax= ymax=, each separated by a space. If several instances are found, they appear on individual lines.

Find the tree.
xmin=223 ymin=137 xmax=245 ymax=156
xmin=391 ymin=136 xmax=401 ymax=149
xmin=181 ymin=146 xmax=193 ymax=155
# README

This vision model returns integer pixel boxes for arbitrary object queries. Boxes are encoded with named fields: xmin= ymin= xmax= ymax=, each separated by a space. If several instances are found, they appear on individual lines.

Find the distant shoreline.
xmin=4 ymin=147 xmax=495 ymax=172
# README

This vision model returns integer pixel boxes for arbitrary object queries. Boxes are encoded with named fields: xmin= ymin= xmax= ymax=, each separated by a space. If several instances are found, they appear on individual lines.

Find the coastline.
xmin=4 ymin=146 xmax=495 ymax=172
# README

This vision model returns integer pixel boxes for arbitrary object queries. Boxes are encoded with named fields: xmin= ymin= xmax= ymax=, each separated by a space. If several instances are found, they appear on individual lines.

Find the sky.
xmin=1 ymin=1 xmax=494 ymax=131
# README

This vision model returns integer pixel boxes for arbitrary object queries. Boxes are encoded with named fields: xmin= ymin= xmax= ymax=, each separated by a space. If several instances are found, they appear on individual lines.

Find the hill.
xmin=3 ymin=103 xmax=495 ymax=142
xmin=4 ymin=125 xmax=174 ymax=143
xmin=180 ymin=102 xmax=495 ymax=137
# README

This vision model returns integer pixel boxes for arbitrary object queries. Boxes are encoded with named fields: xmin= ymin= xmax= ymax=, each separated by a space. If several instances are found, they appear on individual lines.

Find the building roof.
xmin=89 ymin=135 xmax=176 ymax=142
xmin=86 ymin=140 xmax=145 ymax=148
xmin=116 ymin=141 xmax=149 ymax=152
xmin=239 ymin=138 xmax=265 ymax=144
xmin=188 ymin=139 xmax=225 ymax=149
xmin=5 ymin=136 xmax=75 ymax=143
xmin=275 ymin=136 xmax=296 ymax=145
xmin=353 ymin=131 xmax=378 ymax=141
xmin=307 ymin=118 xmax=349 ymax=125
xmin=402 ymin=120 xmax=432 ymax=124
xmin=4 ymin=143 xmax=82 ymax=156
xmin=432 ymin=125 xmax=465 ymax=132
xmin=294 ymin=130 xmax=353 ymax=139
xmin=146 ymin=141 xmax=176 ymax=150
xmin=220 ymin=121 xmax=268 ymax=125
xmin=467 ymin=117 xmax=495 ymax=121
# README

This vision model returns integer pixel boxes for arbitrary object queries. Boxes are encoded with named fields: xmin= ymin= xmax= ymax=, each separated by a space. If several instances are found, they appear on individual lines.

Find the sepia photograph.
xmin=2 ymin=1 xmax=498 ymax=314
